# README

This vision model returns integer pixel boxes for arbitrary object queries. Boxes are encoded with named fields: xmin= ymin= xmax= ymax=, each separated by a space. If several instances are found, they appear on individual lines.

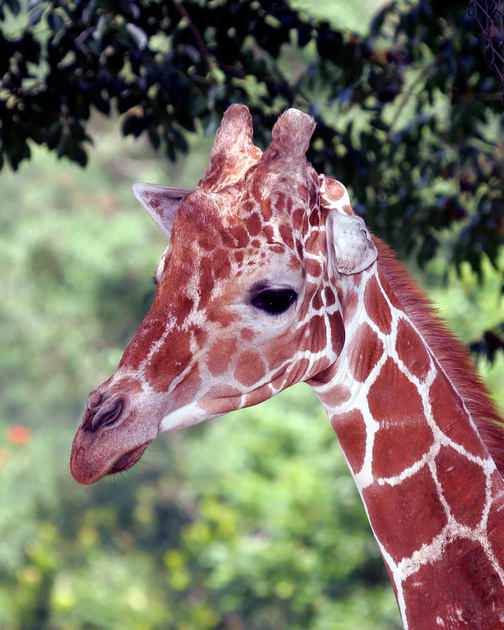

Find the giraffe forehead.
xmin=170 ymin=196 xmax=303 ymax=264
xmin=175 ymin=162 xmax=319 ymax=241
xmin=165 ymin=239 xmax=302 ymax=295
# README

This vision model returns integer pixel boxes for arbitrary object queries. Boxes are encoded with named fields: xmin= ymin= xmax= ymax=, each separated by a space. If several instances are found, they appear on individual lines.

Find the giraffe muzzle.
xmin=71 ymin=389 xmax=158 ymax=484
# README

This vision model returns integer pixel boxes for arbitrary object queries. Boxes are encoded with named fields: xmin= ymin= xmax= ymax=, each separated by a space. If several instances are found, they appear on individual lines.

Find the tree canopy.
xmin=3 ymin=0 xmax=504 ymax=357
xmin=2 ymin=0 xmax=503 ymax=274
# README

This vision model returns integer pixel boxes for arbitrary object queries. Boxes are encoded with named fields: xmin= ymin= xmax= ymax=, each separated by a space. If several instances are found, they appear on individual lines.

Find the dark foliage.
xmin=469 ymin=0 xmax=504 ymax=97
xmin=471 ymin=324 xmax=504 ymax=362
xmin=1 ymin=0 xmax=503 ymax=360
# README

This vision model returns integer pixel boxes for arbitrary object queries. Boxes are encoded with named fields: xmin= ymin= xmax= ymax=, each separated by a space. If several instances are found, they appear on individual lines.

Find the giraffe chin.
xmin=107 ymin=442 xmax=152 ymax=477
xmin=70 ymin=440 xmax=152 ymax=485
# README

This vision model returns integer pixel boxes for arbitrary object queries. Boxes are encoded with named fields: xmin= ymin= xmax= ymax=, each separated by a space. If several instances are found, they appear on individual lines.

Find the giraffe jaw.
xmin=106 ymin=442 xmax=152 ymax=476
xmin=159 ymin=401 xmax=219 ymax=432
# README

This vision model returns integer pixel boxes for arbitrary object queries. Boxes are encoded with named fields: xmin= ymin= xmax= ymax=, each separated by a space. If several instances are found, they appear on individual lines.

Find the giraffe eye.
xmin=250 ymin=288 xmax=297 ymax=315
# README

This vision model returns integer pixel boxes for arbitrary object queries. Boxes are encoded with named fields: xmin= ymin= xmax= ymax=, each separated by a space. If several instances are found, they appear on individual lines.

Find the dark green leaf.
xmin=5 ymin=0 xmax=21 ymax=17
xmin=27 ymin=5 xmax=46 ymax=27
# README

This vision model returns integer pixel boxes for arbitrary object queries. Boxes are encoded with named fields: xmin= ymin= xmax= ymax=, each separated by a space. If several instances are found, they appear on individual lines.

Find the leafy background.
xmin=1 ymin=0 xmax=503 ymax=628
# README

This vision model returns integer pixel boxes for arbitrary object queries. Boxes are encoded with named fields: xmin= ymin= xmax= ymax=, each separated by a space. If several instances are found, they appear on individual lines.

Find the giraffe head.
xmin=70 ymin=105 xmax=377 ymax=484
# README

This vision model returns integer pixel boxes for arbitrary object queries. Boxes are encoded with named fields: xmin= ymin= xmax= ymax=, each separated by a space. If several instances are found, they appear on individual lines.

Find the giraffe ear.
xmin=132 ymin=183 xmax=190 ymax=239
xmin=326 ymin=211 xmax=378 ymax=275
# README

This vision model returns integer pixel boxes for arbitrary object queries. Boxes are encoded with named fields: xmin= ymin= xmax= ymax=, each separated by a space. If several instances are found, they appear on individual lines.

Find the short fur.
xmin=377 ymin=239 xmax=504 ymax=477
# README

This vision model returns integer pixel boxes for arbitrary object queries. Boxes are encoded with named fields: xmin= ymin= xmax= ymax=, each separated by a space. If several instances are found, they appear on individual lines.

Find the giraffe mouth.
xmin=108 ymin=442 xmax=151 ymax=476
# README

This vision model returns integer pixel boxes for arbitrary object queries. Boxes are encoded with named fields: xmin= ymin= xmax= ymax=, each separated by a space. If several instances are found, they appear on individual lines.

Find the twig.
xmin=385 ymin=60 xmax=438 ymax=143
xmin=170 ymin=0 xmax=214 ymax=73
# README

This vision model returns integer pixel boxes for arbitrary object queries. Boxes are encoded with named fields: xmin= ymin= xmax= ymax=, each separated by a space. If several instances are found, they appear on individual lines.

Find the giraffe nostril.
xmin=90 ymin=398 xmax=126 ymax=432
xmin=87 ymin=389 xmax=106 ymax=411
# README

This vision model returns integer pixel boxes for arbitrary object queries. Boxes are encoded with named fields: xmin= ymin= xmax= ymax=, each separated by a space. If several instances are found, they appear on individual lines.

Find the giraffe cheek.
xmin=169 ymin=366 xmax=203 ymax=410
xmin=233 ymin=351 xmax=268 ymax=388
xmin=207 ymin=337 xmax=239 ymax=377
xmin=143 ymin=332 xmax=193 ymax=393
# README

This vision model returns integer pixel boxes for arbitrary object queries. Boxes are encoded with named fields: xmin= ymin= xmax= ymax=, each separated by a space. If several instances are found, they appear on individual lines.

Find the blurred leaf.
xmin=470 ymin=327 xmax=504 ymax=364
xmin=5 ymin=0 xmax=21 ymax=17
xmin=125 ymin=23 xmax=148 ymax=50
xmin=27 ymin=4 xmax=46 ymax=26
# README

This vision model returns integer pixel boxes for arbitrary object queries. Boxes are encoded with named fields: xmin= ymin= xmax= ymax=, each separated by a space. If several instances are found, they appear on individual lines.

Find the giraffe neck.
xmin=310 ymin=254 xmax=504 ymax=629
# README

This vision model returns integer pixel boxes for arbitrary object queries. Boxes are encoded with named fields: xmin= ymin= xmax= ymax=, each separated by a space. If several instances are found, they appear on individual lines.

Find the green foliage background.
xmin=1 ymin=115 xmax=503 ymax=630
xmin=1 ymin=1 xmax=503 ymax=629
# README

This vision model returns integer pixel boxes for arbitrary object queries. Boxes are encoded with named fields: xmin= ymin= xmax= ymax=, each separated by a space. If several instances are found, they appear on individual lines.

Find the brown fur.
xmin=376 ymin=239 xmax=504 ymax=477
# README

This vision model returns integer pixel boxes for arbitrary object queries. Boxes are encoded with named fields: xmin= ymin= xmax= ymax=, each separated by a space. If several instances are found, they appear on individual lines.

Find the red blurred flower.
xmin=6 ymin=425 xmax=32 ymax=445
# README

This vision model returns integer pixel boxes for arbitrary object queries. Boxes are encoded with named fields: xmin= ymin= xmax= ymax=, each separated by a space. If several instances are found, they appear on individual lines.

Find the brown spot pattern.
xmin=395 ymin=319 xmax=431 ymax=380
xmin=429 ymin=374 xmax=489 ymax=460
xmin=403 ymin=539 xmax=504 ymax=629
xmin=324 ymin=287 xmax=336 ymax=307
xmin=234 ymin=351 xmax=267 ymax=387
xmin=332 ymin=409 xmax=367 ymax=474
xmin=207 ymin=337 xmax=238 ymax=376
xmin=486 ymin=487 xmax=504 ymax=573
xmin=343 ymin=289 xmax=359 ymax=324
xmin=201 ymin=385 xmax=243 ymax=413
xmin=368 ymin=357 xmax=434 ymax=478
xmin=247 ymin=212 xmax=262 ymax=236
xmin=329 ymin=311 xmax=345 ymax=356
xmin=363 ymin=466 xmax=448 ymax=564
xmin=347 ymin=323 xmax=383 ymax=383
xmin=364 ymin=276 xmax=393 ymax=335
xmin=435 ymin=445 xmax=487 ymax=528
xmin=319 ymin=383 xmax=351 ymax=407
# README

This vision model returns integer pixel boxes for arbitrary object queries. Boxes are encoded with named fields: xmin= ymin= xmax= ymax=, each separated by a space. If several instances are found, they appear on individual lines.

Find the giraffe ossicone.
xmin=71 ymin=104 xmax=504 ymax=629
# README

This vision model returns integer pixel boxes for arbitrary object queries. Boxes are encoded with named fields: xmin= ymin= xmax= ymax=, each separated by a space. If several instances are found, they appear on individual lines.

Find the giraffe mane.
xmin=376 ymin=239 xmax=504 ymax=477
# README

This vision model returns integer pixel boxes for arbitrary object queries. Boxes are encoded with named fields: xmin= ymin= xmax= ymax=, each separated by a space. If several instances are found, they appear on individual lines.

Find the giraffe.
xmin=71 ymin=104 xmax=504 ymax=629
